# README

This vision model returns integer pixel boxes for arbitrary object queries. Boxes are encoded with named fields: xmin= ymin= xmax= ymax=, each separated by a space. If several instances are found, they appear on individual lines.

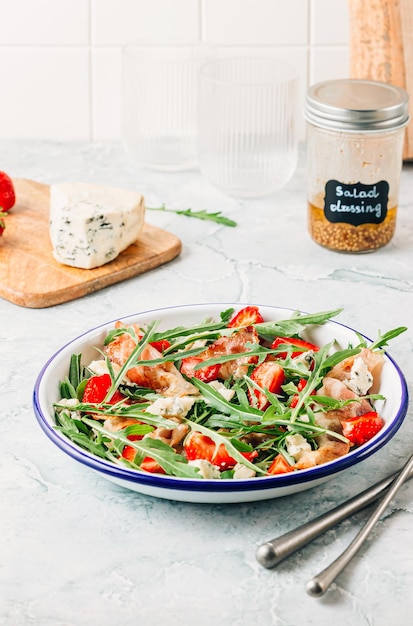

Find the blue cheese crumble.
xmin=346 ymin=356 xmax=373 ymax=396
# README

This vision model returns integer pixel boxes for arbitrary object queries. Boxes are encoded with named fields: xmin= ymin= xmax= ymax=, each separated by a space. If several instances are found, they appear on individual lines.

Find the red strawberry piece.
xmin=228 ymin=306 xmax=264 ymax=328
xmin=0 ymin=172 xmax=16 ymax=213
xmin=340 ymin=411 xmax=384 ymax=446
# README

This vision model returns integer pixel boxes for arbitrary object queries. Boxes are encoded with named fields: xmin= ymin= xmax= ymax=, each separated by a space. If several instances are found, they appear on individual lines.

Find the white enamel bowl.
xmin=33 ymin=303 xmax=408 ymax=503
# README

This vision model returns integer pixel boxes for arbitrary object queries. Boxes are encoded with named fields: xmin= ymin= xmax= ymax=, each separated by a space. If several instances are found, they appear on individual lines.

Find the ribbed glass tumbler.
xmin=199 ymin=57 xmax=298 ymax=197
xmin=122 ymin=41 xmax=215 ymax=171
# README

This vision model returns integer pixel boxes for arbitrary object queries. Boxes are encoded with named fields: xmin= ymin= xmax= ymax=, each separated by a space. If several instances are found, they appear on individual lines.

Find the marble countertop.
xmin=1 ymin=140 xmax=413 ymax=626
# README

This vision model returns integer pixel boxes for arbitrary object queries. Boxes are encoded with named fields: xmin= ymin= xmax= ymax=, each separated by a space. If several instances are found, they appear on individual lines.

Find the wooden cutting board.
xmin=349 ymin=0 xmax=413 ymax=160
xmin=0 ymin=179 xmax=182 ymax=309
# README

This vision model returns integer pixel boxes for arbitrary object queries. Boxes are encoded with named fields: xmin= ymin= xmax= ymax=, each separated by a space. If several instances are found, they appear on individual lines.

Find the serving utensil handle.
xmin=256 ymin=464 xmax=413 ymax=570
xmin=306 ymin=452 xmax=413 ymax=597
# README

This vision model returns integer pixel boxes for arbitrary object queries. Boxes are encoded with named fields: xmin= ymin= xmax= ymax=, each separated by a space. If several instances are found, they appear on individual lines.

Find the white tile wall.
xmin=92 ymin=0 xmax=200 ymax=45
xmin=0 ymin=47 xmax=90 ymax=140
xmin=0 ymin=0 xmax=350 ymax=141
xmin=0 ymin=0 xmax=89 ymax=45
xmin=202 ymin=0 xmax=308 ymax=45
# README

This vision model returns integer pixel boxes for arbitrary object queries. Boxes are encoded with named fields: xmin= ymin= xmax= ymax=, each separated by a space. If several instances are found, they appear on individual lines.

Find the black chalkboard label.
xmin=324 ymin=180 xmax=389 ymax=226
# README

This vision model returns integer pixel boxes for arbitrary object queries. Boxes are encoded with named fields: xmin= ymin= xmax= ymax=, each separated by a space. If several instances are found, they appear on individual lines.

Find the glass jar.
xmin=304 ymin=79 xmax=409 ymax=253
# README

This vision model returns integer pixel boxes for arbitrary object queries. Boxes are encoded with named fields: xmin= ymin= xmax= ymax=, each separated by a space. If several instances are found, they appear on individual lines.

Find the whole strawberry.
xmin=0 ymin=217 xmax=5 ymax=236
xmin=0 ymin=171 xmax=16 ymax=213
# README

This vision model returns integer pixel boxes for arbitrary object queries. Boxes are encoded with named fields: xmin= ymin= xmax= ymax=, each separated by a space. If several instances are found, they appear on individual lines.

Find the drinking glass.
xmin=122 ymin=41 xmax=215 ymax=171
xmin=199 ymin=57 xmax=298 ymax=197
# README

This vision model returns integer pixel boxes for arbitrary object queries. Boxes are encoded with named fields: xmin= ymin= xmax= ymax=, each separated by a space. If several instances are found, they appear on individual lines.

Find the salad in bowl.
xmin=33 ymin=304 xmax=408 ymax=503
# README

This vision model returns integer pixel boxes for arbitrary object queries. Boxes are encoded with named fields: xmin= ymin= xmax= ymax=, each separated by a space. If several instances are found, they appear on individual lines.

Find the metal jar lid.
xmin=305 ymin=79 xmax=409 ymax=131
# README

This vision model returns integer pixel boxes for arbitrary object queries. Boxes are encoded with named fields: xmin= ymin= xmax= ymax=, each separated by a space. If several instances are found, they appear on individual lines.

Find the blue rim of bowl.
xmin=32 ymin=303 xmax=409 ymax=494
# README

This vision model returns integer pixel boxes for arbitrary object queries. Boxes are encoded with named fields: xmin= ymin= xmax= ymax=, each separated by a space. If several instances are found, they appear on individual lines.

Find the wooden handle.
xmin=349 ymin=0 xmax=405 ymax=85
xmin=348 ymin=0 xmax=412 ymax=159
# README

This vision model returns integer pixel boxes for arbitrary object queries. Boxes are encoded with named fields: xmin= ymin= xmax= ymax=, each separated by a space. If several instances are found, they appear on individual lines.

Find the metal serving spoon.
xmin=256 ymin=456 xmax=413 ymax=594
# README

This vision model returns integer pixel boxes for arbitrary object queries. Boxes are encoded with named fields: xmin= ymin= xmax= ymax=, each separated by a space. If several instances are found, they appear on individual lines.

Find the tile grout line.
xmin=199 ymin=0 xmax=204 ymax=41
xmin=89 ymin=0 xmax=94 ymax=141
xmin=307 ymin=0 xmax=313 ymax=87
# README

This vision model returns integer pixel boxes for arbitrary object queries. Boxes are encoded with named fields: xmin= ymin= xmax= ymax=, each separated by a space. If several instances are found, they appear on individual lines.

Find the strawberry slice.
xmin=0 ymin=172 xmax=16 ymax=213
xmin=149 ymin=339 xmax=171 ymax=352
xmin=122 ymin=434 xmax=143 ymax=462
xmin=228 ymin=306 xmax=264 ymax=328
xmin=248 ymin=361 xmax=285 ymax=410
xmin=271 ymin=337 xmax=320 ymax=359
xmin=122 ymin=444 xmax=166 ymax=474
xmin=82 ymin=373 xmax=125 ymax=404
xmin=340 ymin=411 xmax=384 ymax=446
xmin=140 ymin=457 xmax=166 ymax=473
xmin=268 ymin=454 xmax=294 ymax=475
xmin=184 ymin=432 xmax=257 ymax=470
xmin=180 ymin=356 xmax=221 ymax=382
xmin=290 ymin=377 xmax=314 ymax=408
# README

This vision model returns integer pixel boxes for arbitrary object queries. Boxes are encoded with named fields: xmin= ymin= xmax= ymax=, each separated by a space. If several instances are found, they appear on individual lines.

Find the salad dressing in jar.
xmin=304 ymin=79 xmax=409 ymax=253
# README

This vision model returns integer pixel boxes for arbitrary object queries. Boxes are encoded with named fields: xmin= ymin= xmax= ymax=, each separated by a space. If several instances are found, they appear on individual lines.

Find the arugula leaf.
xmin=59 ymin=354 xmax=84 ymax=399
xmin=368 ymin=327 xmax=408 ymax=351
xmin=288 ymin=342 xmax=334 ymax=419
xmin=190 ymin=378 xmax=264 ymax=423
xmin=103 ymin=325 xmax=140 ymax=346
xmin=149 ymin=313 xmax=234 ymax=345
xmin=148 ymin=205 xmax=237 ymax=227
xmin=68 ymin=353 xmax=82 ymax=389
xmin=55 ymin=410 xmax=111 ymax=458
xmin=83 ymin=418 xmax=201 ymax=478
xmin=255 ymin=308 xmax=343 ymax=341
xmin=183 ymin=418 xmax=266 ymax=475
xmin=54 ymin=400 xmax=179 ymax=429
xmin=258 ymin=417 xmax=349 ymax=444
xmin=318 ymin=346 xmax=362 ymax=374
xmin=59 ymin=377 xmax=77 ymax=400
xmin=104 ymin=320 xmax=159 ymax=401
xmin=126 ymin=438 xmax=202 ymax=478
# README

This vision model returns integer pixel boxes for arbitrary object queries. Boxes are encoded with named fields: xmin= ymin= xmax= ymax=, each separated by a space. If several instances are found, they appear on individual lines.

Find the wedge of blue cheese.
xmin=49 ymin=182 xmax=145 ymax=269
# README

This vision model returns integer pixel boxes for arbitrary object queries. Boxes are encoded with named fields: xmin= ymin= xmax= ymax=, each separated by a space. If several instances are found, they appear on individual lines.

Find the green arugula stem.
xmin=147 ymin=205 xmax=237 ymax=227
